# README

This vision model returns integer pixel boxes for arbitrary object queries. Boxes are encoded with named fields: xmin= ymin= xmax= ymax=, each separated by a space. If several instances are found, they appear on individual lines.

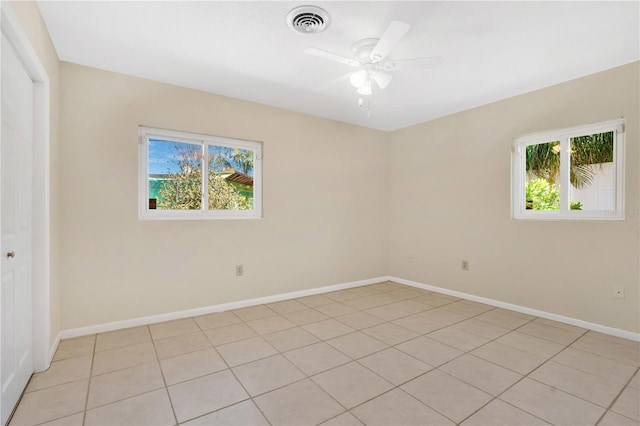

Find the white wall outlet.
xmin=461 ymin=260 xmax=469 ymax=271
xmin=236 ymin=265 xmax=244 ymax=277
xmin=613 ymin=285 xmax=624 ymax=299
xmin=409 ymin=256 xmax=415 ymax=263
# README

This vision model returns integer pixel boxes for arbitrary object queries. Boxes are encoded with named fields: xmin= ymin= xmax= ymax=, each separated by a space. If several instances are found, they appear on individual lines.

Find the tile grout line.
xmin=307 ymin=298 xmax=506 ymax=424
xmin=570 ymin=335 xmax=640 ymax=366
xmin=48 ymin=333 xmax=402 ymax=423
xmin=521 ymin=335 xmax=639 ymax=413
xmin=194 ymin=315 xmax=275 ymax=426
xmin=460 ymin=327 xmax=561 ymax=376
xmin=309 ymin=287 xmax=427 ymax=426
xmin=323 ymin=299 xmax=515 ymax=424
xmin=456 ymin=323 xmax=592 ymax=425
xmin=153 ymin=289 xmax=518 ymax=424
xmin=594 ymin=365 xmax=640 ymax=425
xmin=29 ymin=342 xmax=169 ymax=395
xmin=452 ymin=315 xmax=556 ymax=425
xmin=373 ymin=301 xmax=502 ymax=372
xmin=342 ymin=364 xmax=459 ymax=425
xmin=197 ymin=291 xmax=440 ymax=370
xmin=147 ymin=324 xmax=180 ymax=426
xmin=209 ymin=286 xmax=442 ymax=339
xmin=80 ymin=334 xmax=98 ymax=426
xmin=181 ymin=285 xmax=442 ymax=424
xmin=395 ymin=311 xmax=542 ymax=424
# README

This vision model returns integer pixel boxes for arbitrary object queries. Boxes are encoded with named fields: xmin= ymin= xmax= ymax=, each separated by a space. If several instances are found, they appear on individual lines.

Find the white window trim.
xmin=138 ymin=126 xmax=262 ymax=220
xmin=511 ymin=118 xmax=624 ymax=221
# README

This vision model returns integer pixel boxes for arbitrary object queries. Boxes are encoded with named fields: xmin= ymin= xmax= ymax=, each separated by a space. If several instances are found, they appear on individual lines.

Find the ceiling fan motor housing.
xmin=352 ymin=38 xmax=380 ymax=64
xmin=286 ymin=6 xmax=331 ymax=34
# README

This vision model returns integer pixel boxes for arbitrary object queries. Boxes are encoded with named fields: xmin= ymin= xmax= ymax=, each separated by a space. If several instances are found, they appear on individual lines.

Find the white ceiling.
xmin=37 ymin=1 xmax=639 ymax=132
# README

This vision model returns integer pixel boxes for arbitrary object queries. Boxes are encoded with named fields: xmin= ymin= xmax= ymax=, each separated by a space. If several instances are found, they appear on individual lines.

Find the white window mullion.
xmin=252 ymin=147 xmax=262 ymax=216
xmin=142 ymin=135 xmax=150 ymax=216
xmin=515 ymin=143 xmax=525 ymax=217
xmin=559 ymin=136 xmax=570 ymax=212
xmin=201 ymin=143 xmax=208 ymax=211
xmin=614 ymin=125 xmax=624 ymax=217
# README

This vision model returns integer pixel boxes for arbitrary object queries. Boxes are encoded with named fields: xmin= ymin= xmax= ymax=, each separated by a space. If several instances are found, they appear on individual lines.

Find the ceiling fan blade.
xmin=370 ymin=20 xmax=410 ymax=62
xmin=304 ymin=47 xmax=360 ymax=67
xmin=382 ymin=56 xmax=443 ymax=71
xmin=313 ymin=72 xmax=352 ymax=92
xmin=373 ymin=71 xmax=392 ymax=89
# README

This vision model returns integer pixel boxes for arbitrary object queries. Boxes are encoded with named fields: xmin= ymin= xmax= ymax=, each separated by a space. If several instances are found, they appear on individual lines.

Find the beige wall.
xmin=389 ymin=62 xmax=639 ymax=333
xmin=59 ymin=63 xmax=389 ymax=329
xmin=9 ymin=1 xmax=61 ymax=347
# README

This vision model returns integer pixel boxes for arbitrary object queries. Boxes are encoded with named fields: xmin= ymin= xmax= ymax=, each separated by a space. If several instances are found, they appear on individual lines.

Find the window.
xmin=512 ymin=118 xmax=624 ymax=220
xmin=139 ymin=127 xmax=262 ymax=219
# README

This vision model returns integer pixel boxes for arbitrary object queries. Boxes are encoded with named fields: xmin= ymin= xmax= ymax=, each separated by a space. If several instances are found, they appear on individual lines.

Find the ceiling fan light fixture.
xmin=372 ymin=71 xmax=392 ymax=89
xmin=350 ymin=70 xmax=367 ymax=88
xmin=357 ymin=80 xmax=372 ymax=96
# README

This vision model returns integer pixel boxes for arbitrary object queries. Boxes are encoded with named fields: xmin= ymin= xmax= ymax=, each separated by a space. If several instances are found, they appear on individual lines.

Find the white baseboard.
xmin=58 ymin=276 xmax=388 ymax=340
xmin=57 ymin=274 xmax=639 ymax=344
xmin=390 ymin=276 xmax=640 ymax=342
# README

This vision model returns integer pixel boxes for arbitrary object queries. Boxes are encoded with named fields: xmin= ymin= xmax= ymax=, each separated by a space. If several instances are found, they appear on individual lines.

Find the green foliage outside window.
xmin=156 ymin=145 xmax=251 ymax=210
xmin=525 ymin=178 xmax=560 ymax=210
xmin=525 ymin=178 xmax=582 ymax=211
xmin=525 ymin=132 xmax=613 ymax=189
xmin=524 ymin=132 xmax=611 ymax=212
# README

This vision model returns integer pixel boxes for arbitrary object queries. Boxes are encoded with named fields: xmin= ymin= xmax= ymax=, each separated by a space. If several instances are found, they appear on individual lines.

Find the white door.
xmin=1 ymin=33 xmax=34 ymax=426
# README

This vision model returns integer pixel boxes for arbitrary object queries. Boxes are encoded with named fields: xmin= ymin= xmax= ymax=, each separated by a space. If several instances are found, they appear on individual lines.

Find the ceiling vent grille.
xmin=287 ymin=6 xmax=331 ymax=34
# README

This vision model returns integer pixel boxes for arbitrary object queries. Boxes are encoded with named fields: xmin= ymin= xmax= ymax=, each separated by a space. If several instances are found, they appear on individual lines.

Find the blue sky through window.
xmin=148 ymin=139 xmax=199 ymax=174
xmin=149 ymin=139 xmax=254 ymax=176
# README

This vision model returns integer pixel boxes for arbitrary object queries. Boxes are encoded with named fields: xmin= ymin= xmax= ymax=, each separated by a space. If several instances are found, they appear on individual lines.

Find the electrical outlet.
xmin=461 ymin=260 xmax=469 ymax=271
xmin=409 ymin=256 xmax=415 ymax=264
xmin=236 ymin=265 xmax=244 ymax=277
xmin=613 ymin=285 xmax=625 ymax=299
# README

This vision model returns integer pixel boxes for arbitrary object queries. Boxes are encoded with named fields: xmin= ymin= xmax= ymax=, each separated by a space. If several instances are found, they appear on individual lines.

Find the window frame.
xmin=138 ymin=126 xmax=262 ymax=220
xmin=511 ymin=118 xmax=624 ymax=221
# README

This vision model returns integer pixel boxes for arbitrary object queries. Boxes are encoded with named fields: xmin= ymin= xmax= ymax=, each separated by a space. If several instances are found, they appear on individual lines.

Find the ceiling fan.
xmin=305 ymin=21 xmax=442 ymax=95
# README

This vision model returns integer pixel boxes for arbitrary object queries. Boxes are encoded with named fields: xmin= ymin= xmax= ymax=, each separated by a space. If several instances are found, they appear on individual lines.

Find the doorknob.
xmin=6 ymin=251 xmax=15 ymax=258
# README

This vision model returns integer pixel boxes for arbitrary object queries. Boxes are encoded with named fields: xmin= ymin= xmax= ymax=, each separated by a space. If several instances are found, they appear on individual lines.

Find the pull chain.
xmin=358 ymin=97 xmax=372 ymax=117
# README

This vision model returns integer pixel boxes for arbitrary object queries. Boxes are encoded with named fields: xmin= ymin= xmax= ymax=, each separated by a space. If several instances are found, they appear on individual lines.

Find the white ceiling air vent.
xmin=287 ymin=6 xmax=331 ymax=34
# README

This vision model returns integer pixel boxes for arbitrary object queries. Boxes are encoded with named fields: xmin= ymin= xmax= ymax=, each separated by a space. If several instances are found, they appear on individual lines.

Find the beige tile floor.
xmin=8 ymin=281 xmax=640 ymax=426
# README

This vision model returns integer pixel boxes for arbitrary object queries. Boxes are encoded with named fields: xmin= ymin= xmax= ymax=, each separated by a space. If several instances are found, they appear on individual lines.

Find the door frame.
xmin=0 ymin=1 xmax=51 ymax=379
